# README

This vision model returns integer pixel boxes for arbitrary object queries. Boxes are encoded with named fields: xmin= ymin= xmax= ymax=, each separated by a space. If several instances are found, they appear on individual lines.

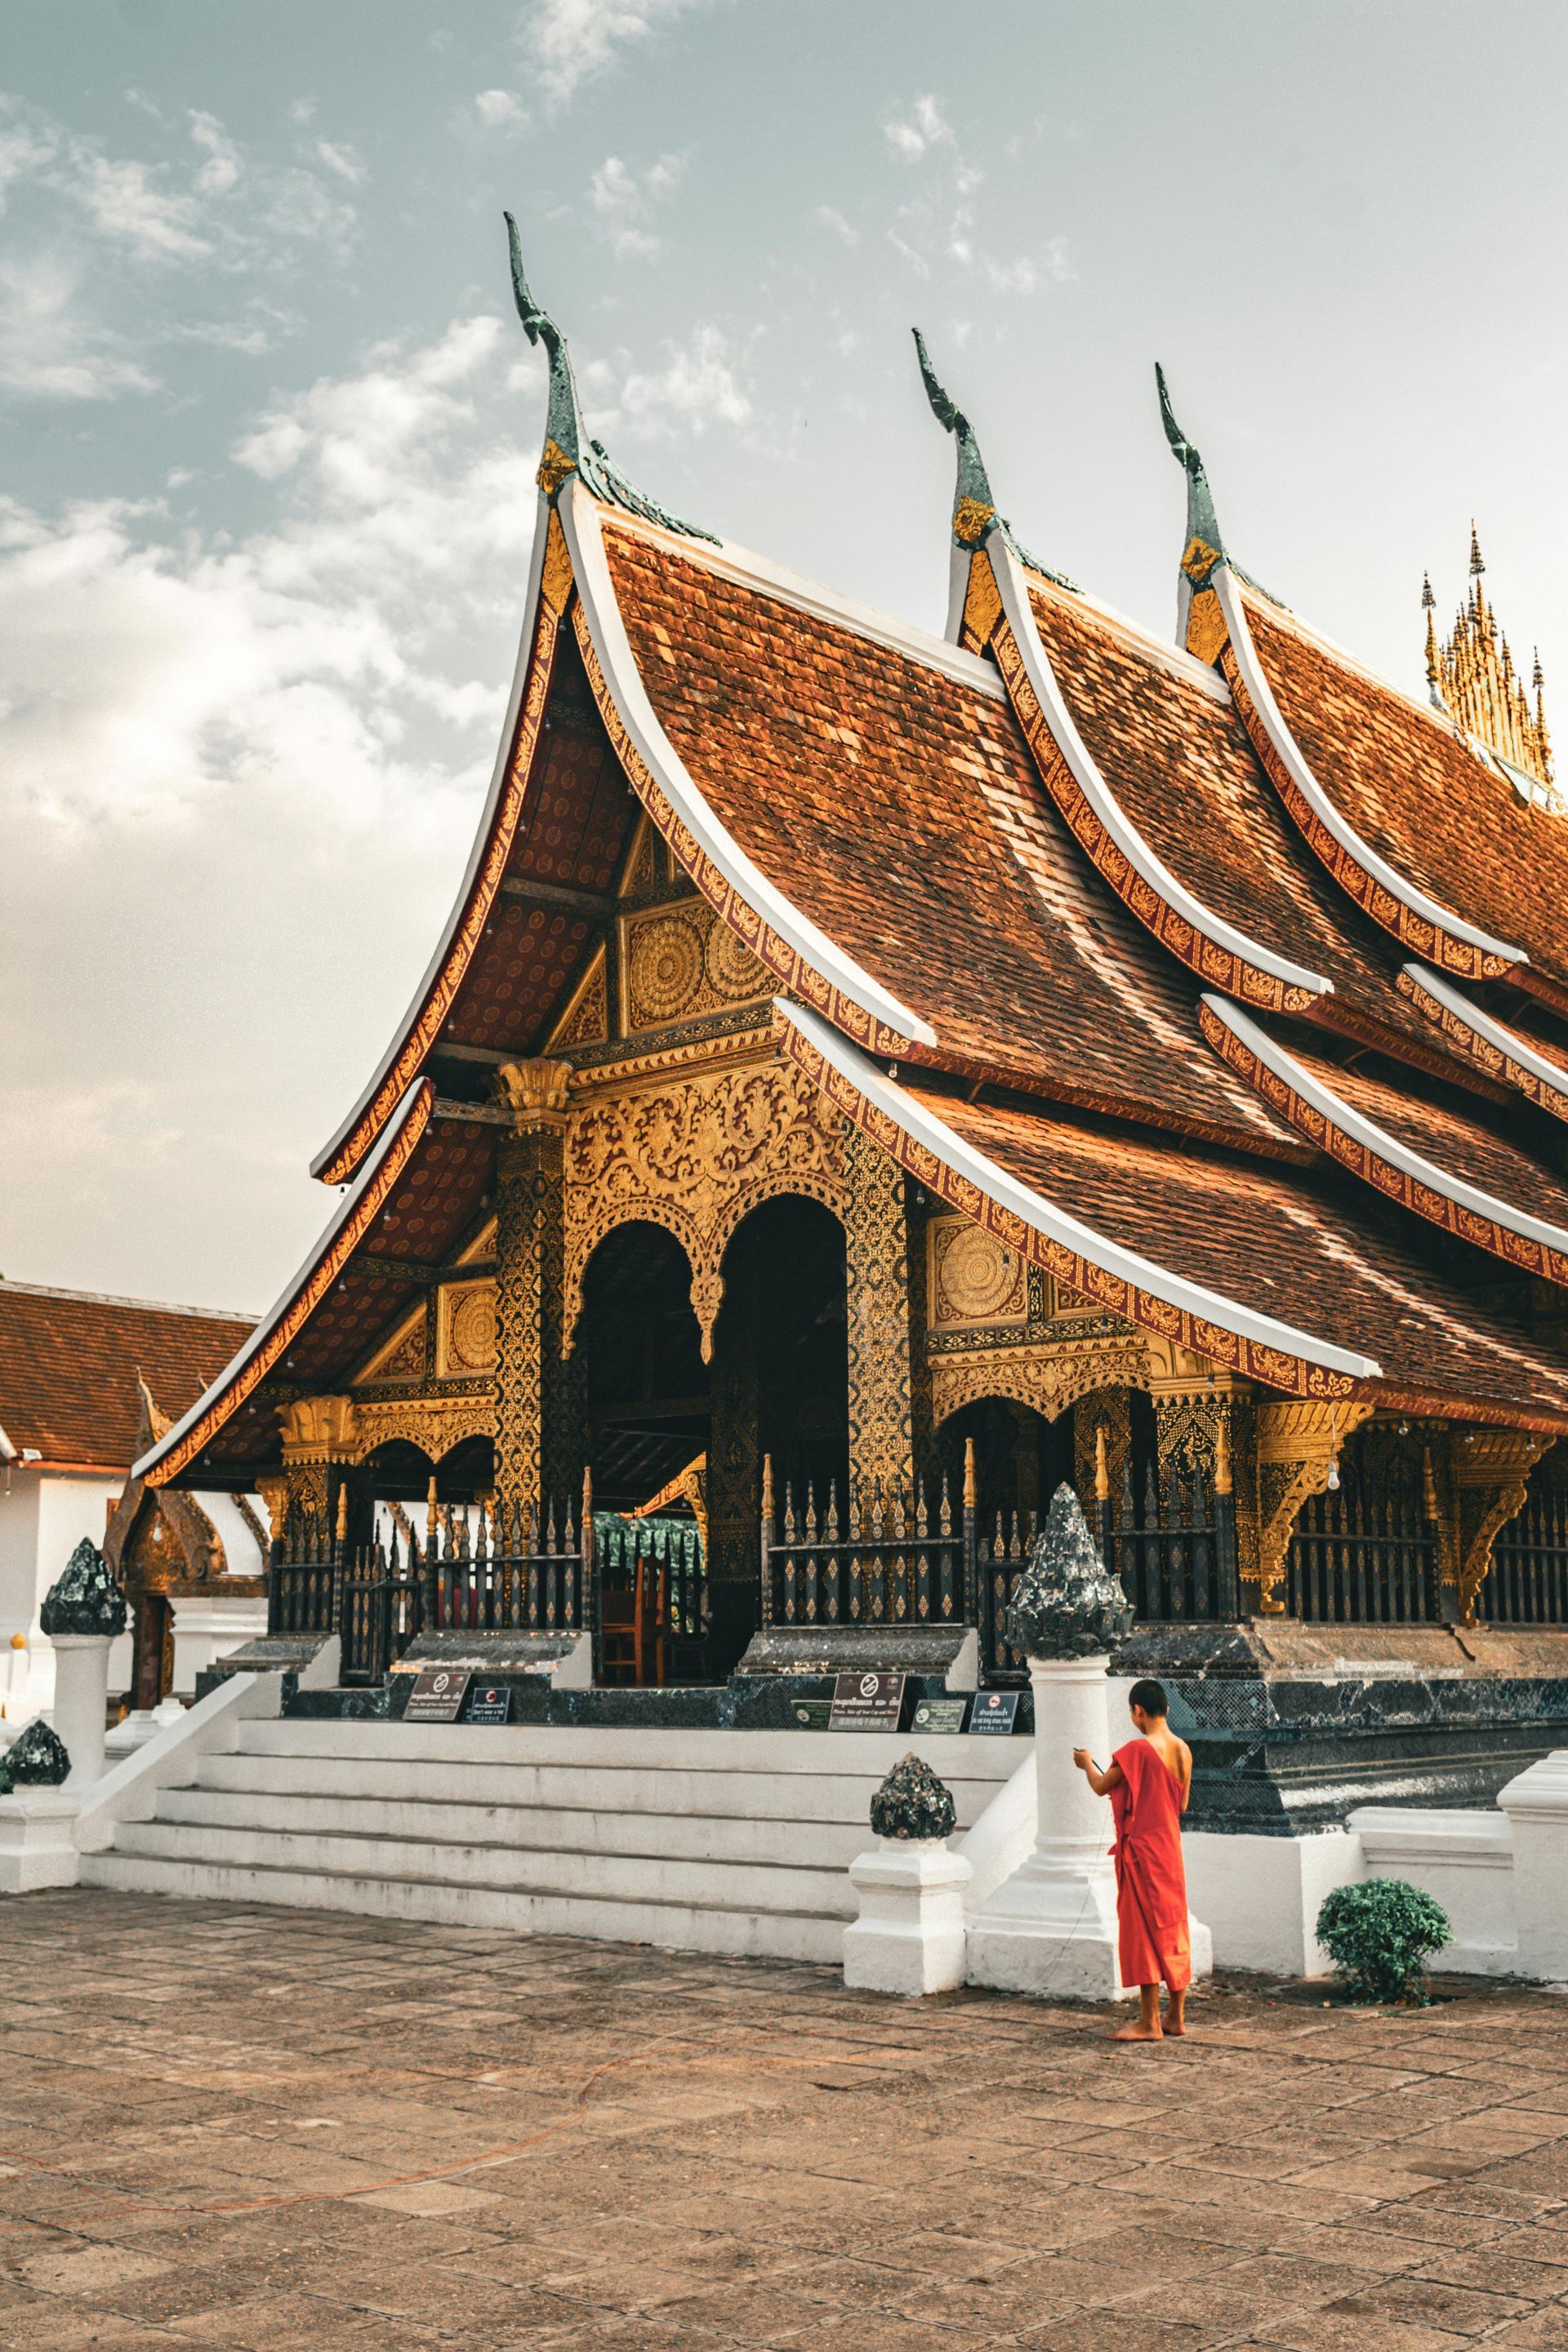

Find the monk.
xmin=1072 ymin=1678 xmax=1193 ymax=2041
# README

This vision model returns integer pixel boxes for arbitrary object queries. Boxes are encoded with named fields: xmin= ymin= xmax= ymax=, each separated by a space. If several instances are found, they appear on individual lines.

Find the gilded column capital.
xmin=495 ymin=1057 xmax=573 ymax=1134
xmin=277 ymin=1395 xmax=359 ymax=1464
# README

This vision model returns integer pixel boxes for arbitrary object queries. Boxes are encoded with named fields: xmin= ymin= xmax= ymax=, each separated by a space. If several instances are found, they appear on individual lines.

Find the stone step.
xmin=109 ymin=1818 xmax=858 ymax=1918
xmin=234 ymin=1718 xmax=1022 ymax=1788
xmin=158 ymin=1784 xmax=873 ymax=1868
xmin=194 ymin=1750 xmax=1004 ymax=1827
xmin=78 ymin=1849 xmax=845 ymax=1964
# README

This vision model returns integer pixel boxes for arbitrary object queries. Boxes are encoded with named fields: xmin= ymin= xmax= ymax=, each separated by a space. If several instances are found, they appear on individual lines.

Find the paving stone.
xmin=2 ymin=1891 xmax=1567 ymax=2352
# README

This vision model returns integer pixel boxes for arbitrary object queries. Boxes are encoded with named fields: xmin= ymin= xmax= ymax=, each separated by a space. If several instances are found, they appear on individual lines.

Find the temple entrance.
xmin=708 ymin=1196 xmax=848 ymax=1675
xmin=575 ymin=1198 xmax=848 ymax=1680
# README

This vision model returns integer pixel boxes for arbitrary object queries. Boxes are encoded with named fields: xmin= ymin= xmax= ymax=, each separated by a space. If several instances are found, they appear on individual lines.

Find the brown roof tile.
xmin=602 ymin=525 xmax=1290 ymax=1151
xmin=0 ymin=1282 xmax=254 ymax=1471
xmin=1027 ymin=582 xmax=1458 ymax=1062
xmin=1245 ymin=594 xmax=1568 ymax=998
xmin=911 ymin=1083 xmax=1568 ymax=1423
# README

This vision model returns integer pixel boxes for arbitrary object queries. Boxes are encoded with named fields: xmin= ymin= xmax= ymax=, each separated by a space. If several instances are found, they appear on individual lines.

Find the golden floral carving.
xmin=1254 ymin=1397 xmax=1378 ymax=1612
xmin=537 ymin=507 xmax=574 ymax=614
xmin=536 ymin=439 xmax=575 ymax=499
xmin=953 ymin=496 xmax=996 ymax=549
xmin=355 ymin=1395 xmax=497 ymax=1466
xmin=1185 ymin=587 xmax=1228 ymax=666
xmin=563 ymin=1056 xmax=845 ymax=1360
xmin=931 ymin=1339 xmax=1152 ymax=1427
xmin=960 ymin=550 xmax=1003 ymax=651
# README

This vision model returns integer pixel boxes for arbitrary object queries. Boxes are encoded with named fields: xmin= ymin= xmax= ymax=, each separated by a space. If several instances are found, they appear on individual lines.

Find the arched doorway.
xmin=577 ymin=1219 xmax=711 ymax=1513
xmin=707 ymin=1196 xmax=848 ymax=1672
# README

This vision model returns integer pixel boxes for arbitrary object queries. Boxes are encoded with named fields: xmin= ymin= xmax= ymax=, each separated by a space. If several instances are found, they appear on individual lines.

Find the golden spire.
xmin=1426 ymin=526 xmax=1552 ymax=791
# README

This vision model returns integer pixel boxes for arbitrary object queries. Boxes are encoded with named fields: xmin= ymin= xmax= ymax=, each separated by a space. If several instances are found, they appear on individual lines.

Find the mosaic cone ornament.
xmin=0 ymin=1719 xmax=70 ymax=1793
xmin=1004 ymin=1482 xmax=1133 ymax=1660
xmin=40 ymin=1539 xmax=128 ymax=1639
xmin=870 ymin=1753 xmax=957 ymax=1842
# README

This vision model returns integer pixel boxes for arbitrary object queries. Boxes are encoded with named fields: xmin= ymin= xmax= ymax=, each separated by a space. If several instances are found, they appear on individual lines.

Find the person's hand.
xmin=1071 ymin=1748 xmax=1093 ymax=1772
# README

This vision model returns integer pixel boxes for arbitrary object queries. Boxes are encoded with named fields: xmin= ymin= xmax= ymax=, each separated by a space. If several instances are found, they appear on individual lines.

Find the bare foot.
xmin=1109 ymin=2022 xmax=1163 ymax=2041
xmin=1165 ymin=1998 xmax=1187 ymax=2038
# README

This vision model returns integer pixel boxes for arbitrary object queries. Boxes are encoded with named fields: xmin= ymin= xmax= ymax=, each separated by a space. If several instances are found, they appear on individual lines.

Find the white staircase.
xmin=80 ymin=1719 xmax=1024 ymax=1963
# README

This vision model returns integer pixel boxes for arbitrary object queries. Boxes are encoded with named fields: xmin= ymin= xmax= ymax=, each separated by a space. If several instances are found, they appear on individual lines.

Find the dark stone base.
xmin=285 ymin=1670 xmax=1035 ymax=1735
xmin=1115 ymin=1619 xmax=1568 ymax=1833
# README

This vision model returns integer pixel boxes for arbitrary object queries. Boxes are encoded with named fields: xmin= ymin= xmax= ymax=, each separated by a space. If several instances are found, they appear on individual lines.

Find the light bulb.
xmin=1326 ymin=1460 xmax=1341 ymax=1491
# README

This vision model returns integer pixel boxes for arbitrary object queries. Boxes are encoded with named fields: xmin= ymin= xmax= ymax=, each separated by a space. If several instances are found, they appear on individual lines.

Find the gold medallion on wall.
xmin=928 ymin=1214 xmax=1028 ymax=1332
xmin=436 ymin=1280 xmax=499 ymax=1379
xmin=622 ymin=895 xmax=770 ymax=1034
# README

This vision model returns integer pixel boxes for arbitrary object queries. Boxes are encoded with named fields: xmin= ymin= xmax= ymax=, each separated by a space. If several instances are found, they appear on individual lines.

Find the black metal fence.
xmin=1485 ymin=1478 xmax=1568 ymax=1624
xmin=759 ymin=1446 xmax=1238 ymax=1684
xmin=759 ymin=1463 xmax=971 ymax=1637
xmin=270 ymin=1481 xmax=594 ymax=1685
xmin=1287 ymin=1452 xmax=1439 ymax=1624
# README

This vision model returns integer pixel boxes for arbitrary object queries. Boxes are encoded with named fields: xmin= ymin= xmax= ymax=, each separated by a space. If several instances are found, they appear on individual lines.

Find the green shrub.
xmin=1316 ymin=1878 xmax=1452 ymax=2005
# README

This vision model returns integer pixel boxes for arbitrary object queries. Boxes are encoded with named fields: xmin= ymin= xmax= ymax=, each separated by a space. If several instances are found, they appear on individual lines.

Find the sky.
xmin=3 ymin=1 xmax=1566 ymax=1318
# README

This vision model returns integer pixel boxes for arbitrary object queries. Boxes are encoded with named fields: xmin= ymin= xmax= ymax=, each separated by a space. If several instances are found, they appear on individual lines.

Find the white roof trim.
xmin=564 ymin=481 xmax=938 ymax=1047
xmin=310 ymin=493 xmax=555 ymax=1182
xmin=1205 ymin=996 xmax=1568 ymax=1258
xmin=781 ymin=1000 xmax=1379 ymax=1380
xmin=991 ymin=536 xmax=1334 ymax=1001
xmin=1216 ymin=568 xmax=1526 ymax=969
xmin=1402 ymin=963 xmax=1568 ymax=1098
xmin=136 ymin=1085 xmax=430 ymax=1484
xmin=602 ymin=506 xmax=1007 ymax=702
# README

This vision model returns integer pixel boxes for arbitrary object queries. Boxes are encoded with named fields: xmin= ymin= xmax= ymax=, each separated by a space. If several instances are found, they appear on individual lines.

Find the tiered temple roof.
xmin=136 ymin=231 xmax=1568 ymax=1486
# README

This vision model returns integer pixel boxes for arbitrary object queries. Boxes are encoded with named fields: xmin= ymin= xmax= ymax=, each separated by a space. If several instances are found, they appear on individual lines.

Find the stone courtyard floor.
xmin=2 ymin=1895 xmax=1568 ymax=2351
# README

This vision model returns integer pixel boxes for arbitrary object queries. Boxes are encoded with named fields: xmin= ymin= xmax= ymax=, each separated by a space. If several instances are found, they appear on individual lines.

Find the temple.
xmin=132 ymin=227 xmax=1568 ymax=1812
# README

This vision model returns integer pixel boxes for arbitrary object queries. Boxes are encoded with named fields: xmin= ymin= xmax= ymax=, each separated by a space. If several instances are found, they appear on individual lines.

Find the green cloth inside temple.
xmin=592 ymin=1513 xmax=705 ymax=1580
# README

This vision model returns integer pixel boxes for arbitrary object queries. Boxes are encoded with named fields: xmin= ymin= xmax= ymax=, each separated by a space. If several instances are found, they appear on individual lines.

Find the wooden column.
xmin=493 ymin=1058 xmax=582 ymax=1521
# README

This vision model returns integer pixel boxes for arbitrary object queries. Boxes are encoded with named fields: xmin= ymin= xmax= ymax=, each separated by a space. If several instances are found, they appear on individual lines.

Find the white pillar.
xmin=1497 ymin=1749 xmax=1568 ymax=1981
xmin=50 ymin=1633 xmax=112 ymax=1790
xmin=844 ymin=1839 xmax=973 ymax=1994
xmin=966 ymin=1653 xmax=1126 ymax=2001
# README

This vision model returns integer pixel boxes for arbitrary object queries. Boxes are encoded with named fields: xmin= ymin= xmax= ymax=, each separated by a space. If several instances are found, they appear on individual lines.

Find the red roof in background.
xmin=0 ymin=1281 xmax=254 ymax=1472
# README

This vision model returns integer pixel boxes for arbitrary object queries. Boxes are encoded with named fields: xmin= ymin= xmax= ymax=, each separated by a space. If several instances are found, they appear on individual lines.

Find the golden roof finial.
xmin=1428 ymin=525 xmax=1552 ymax=792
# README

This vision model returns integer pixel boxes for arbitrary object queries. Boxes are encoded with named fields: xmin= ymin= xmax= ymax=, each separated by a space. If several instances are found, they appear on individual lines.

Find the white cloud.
xmin=0 ymin=248 xmax=157 ymax=400
xmin=605 ymin=323 xmax=751 ymax=441
xmin=2 ymin=316 xmax=537 ymax=835
xmin=814 ymin=205 xmax=858 ymax=247
xmin=520 ymin=0 xmax=710 ymax=109
xmin=189 ymin=110 xmax=240 ymax=197
xmin=589 ymin=150 xmax=685 ymax=256
xmin=474 ymin=88 xmax=530 ymax=129
xmin=315 ymin=139 xmax=367 ymax=185
xmin=884 ymin=96 xmax=954 ymax=165
xmin=0 ymin=95 xmax=360 ymax=299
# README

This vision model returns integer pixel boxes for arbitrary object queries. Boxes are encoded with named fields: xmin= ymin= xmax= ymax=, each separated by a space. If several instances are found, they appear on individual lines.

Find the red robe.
xmin=1109 ymin=1737 xmax=1192 ymax=1993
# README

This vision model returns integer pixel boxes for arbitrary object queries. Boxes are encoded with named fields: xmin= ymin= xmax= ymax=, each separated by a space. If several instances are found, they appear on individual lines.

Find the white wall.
xmin=2 ymin=1471 xmax=127 ymax=1712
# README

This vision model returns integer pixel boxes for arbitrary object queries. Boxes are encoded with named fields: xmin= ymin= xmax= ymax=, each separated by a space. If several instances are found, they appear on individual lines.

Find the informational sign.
xmin=911 ymin=1696 xmax=969 ymax=1735
xmin=828 ymin=1670 xmax=906 ymax=1731
xmin=791 ymin=1699 xmax=833 ymax=1730
xmin=403 ymin=1668 xmax=470 ymax=1723
xmin=968 ymin=1690 xmax=1020 ymax=1736
xmin=466 ymin=1683 xmax=511 ymax=1726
